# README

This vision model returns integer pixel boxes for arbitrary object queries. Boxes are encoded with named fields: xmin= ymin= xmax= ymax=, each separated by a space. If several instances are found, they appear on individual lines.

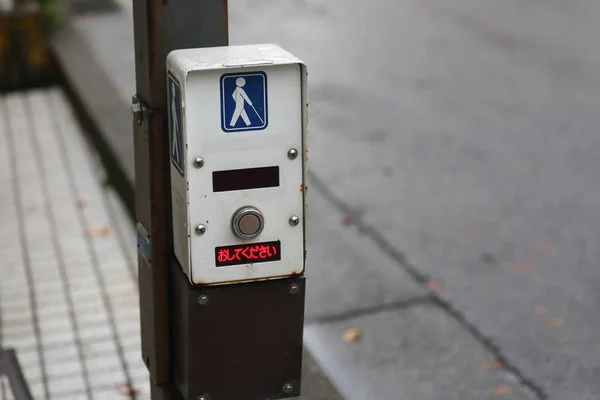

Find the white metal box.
xmin=167 ymin=44 xmax=307 ymax=286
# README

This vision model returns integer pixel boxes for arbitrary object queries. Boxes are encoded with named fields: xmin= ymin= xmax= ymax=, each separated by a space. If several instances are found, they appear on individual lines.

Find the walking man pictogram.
xmin=230 ymin=77 xmax=264 ymax=127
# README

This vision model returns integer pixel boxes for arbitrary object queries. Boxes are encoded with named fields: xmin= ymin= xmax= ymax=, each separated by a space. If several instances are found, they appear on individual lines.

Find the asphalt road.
xmin=227 ymin=1 xmax=600 ymax=399
xmin=60 ymin=0 xmax=600 ymax=397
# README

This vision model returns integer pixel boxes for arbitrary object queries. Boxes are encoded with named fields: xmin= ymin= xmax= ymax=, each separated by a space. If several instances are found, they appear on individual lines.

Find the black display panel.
xmin=212 ymin=166 xmax=279 ymax=192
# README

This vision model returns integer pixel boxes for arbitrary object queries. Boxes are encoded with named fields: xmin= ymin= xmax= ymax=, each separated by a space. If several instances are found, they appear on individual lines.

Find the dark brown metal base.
xmin=170 ymin=260 xmax=305 ymax=400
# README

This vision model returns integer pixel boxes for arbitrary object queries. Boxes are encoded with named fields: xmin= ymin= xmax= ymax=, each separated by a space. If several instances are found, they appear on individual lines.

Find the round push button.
xmin=231 ymin=206 xmax=264 ymax=240
xmin=239 ymin=214 xmax=261 ymax=236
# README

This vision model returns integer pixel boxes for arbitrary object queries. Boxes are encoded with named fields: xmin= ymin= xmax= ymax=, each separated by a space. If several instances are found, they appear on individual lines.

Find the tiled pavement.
xmin=0 ymin=87 xmax=148 ymax=399
xmin=0 ymin=87 xmax=344 ymax=400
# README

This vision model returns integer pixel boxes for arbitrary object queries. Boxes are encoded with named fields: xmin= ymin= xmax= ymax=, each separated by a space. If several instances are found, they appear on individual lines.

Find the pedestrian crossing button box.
xmin=167 ymin=44 xmax=308 ymax=286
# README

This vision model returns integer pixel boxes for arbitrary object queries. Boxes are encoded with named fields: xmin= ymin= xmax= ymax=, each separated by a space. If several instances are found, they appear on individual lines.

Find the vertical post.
xmin=0 ymin=349 xmax=34 ymax=400
xmin=131 ymin=0 xmax=228 ymax=398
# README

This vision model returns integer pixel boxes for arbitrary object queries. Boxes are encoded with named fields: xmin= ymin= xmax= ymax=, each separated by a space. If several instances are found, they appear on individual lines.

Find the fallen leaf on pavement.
xmin=510 ymin=263 xmax=534 ymax=274
xmin=530 ymin=239 xmax=552 ymax=252
xmin=451 ymin=252 xmax=464 ymax=262
xmin=392 ymin=337 xmax=403 ymax=348
xmin=75 ymin=200 xmax=86 ymax=210
xmin=564 ymin=347 xmax=573 ymax=356
xmin=424 ymin=281 xmax=441 ymax=293
xmin=548 ymin=318 xmax=564 ymax=328
xmin=535 ymin=306 xmax=548 ymax=315
xmin=117 ymin=383 xmax=138 ymax=396
xmin=423 ymin=212 xmax=435 ymax=222
xmin=479 ymin=361 xmax=503 ymax=371
xmin=491 ymin=385 xmax=511 ymax=396
xmin=88 ymin=226 xmax=110 ymax=237
xmin=341 ymin=167 xmax=357 ymax=181
xmin=489 ymin=213 xmax=502 ymax=223
xmin=342 ymin=215 xmax=355 ymax=226
xmin=342 ymin=328 xmax=361 ymax=343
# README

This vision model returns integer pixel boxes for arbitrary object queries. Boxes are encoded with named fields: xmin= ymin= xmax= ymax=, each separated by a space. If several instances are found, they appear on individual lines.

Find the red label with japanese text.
xmin=215 ymin=241 xmax=281 ymax=267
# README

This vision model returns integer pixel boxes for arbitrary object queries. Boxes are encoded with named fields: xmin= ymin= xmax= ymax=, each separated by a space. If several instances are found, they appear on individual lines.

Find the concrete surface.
xmin=226 ymin=1 xmax=600 ymax=399
xmin=47 ymin=0 xmax=600 ymax=399
xmin=305 ymin=304 xmax=537 ymax=400
xmin=305 ymin=185 xmax=424 ymax=322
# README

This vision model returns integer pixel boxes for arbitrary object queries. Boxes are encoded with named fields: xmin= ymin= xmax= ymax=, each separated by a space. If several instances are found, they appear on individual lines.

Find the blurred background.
xmin=1 ymin=0 xmax=600 ymax=399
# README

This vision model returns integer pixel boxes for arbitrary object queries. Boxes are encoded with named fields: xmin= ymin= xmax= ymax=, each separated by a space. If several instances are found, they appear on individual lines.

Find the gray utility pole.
xmin=131 ymin=2 xmax=306 ymax=400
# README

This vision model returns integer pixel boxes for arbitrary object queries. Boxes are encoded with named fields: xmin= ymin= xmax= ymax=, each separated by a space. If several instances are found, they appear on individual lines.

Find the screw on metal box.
xmin=195 ymin=225 xmax=206 ymax=235
xmin=197 ymin=395 xmax=209 ymax=400
xmin=287 ymin=149 xmax=298 ymax=160
xmin=231 ymin=206 xmax=264 ymax=240
xmin=289 ymin=284 xmax=299 ymax=296
xmin=197 ymin=295 xmax=209 ymax=306
xmin=193 ymin=157 xmax=204 ymax=168
xmin=282 ymin=383 xmax=294 ymax=394
xmin=289 ymin=216 xmax=300 ymax=226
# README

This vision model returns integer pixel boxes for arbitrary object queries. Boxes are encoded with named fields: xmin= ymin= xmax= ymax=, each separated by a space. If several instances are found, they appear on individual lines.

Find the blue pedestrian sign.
xmin=168 ymin=72 xmax=184 ymax=177
xmin=220 ymin=71 xmax=268 ymax=133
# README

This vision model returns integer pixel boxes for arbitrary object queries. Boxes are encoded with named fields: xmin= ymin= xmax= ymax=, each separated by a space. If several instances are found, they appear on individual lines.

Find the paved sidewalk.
xmin=0 ymin=88 xmax=342 ymax=400
xmin=0 ymin=88 xmax=147 ymax=399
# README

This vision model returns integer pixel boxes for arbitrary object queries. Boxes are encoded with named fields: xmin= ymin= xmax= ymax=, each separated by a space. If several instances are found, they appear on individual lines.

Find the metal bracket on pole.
xmin=132 ymin=96 xmax=158 ymax=127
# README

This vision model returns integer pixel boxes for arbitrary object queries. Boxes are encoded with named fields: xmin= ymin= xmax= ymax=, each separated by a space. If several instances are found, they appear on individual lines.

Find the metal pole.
xmin=131 ymin=0 xmax=228 ymax=398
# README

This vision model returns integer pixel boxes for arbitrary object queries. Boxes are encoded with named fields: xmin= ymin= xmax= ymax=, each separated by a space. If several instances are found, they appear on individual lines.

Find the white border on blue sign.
xmin=220 ymin=71 xmax=269 ymax=133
